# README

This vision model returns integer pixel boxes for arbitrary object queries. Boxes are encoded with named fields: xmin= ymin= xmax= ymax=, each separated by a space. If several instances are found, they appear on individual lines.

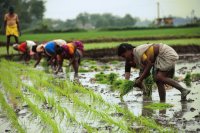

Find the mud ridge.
xmin=0 ymin=35 xmax=200 ymax=46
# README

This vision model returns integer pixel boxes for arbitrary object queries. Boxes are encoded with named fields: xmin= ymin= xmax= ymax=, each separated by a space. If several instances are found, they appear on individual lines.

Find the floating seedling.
xmin=144 ymin=103 xmax=173 ymax=110
xmin=191 ymin=73 xmax=200 ymax=82
xmin=110 ymin=60 xmax=119 ymax=64
xmin=184 ymin=72 xmax=192 ymax=87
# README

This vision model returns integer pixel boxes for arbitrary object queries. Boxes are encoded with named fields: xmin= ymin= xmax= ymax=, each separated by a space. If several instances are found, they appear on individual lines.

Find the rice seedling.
xmin=0 ymin=59 xmax=174 ymax=132
xmin=110 ymin=60 xmax=119 ymax=64
xmin=144 ymin=75 xmax=154 ymax=96
xmin=118 ymin=80 xmax=135 ymax=97
xmin=41 ymin=59 xmax=50 ymax=73
xmin=95 ymin=72 xmax=154 ymax=96
xmin=144 ymin=103 xmax=173 ymax=110
xmin=0 ymin=91 xmax=25 ymax=133
xmin=24 ymin=68 xmax=100 ymax=132
xmin=22 ymin=79 xmax=93 ymax=132
xmin=90 ymin=65 xmax=99 ymax=71
xmin=191 ymin=73 xmax=200 ymax=81
xmin=110 ymin=79 xmax=135 ymax=96
xmin=95 ymin=72 xmax=108 ymax=84
xmin=107 ymin=73 xmax=118 ymax=84
xmin=184 ymin=72 xmax=192 ymax=87
xmin=101 ymin=65 xmax=111 ymax=70
xmin=110 ymin=79 xmax=124 ymax=91
xmin=79 ymin=67 xmax=90 ymax=73
xmin=32 ymin=72 xmax=132 ymax=132
xmin=0 ymin=60 xmax=59 ymax=133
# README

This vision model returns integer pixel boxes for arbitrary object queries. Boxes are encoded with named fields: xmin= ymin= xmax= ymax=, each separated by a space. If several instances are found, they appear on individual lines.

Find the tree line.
xmin=0 ymin=0 xmax=45 ymax=32
xmin=0 ymin=0 xmax=138 ymax=33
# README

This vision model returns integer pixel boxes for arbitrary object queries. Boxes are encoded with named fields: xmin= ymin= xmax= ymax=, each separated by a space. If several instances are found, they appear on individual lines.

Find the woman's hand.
xmin=135 ymin=77 xmax=142 ymax=86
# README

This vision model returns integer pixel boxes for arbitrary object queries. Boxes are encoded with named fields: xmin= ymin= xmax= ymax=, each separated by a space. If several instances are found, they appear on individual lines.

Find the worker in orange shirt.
xmin=55 ymin=41 xmax=84 ymax=80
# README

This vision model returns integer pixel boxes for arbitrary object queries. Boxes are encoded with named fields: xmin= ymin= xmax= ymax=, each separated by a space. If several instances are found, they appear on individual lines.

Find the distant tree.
xmin=122 ymin=14 xmax=137 ymax=27
xmin=0 ymin=0 xmax=45 ymax=31
xmin=76 ymin=13 xmax=90 ymax=29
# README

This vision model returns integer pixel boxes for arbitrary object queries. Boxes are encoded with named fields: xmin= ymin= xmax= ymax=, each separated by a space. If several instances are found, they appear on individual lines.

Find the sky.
xmin=44 ymin=0 xmax=200 ymax=21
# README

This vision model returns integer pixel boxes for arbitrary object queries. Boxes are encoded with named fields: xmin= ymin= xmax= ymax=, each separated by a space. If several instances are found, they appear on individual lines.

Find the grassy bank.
xmin=0 ymin=27 xmax=200 ymax=42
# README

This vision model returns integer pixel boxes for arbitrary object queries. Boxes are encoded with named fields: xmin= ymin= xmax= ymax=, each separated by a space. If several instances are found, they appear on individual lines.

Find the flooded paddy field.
xmin=76 ymin=59 xmax=200 ymax=133
xmin=0 ymin=58 xmax=200 ymax=133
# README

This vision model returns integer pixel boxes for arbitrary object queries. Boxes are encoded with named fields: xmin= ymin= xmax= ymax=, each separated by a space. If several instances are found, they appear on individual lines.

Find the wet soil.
xmin=0 ymin=59 xmax=200 ymax=132
xmin=75 ymin=60 xmax=200 ymax=132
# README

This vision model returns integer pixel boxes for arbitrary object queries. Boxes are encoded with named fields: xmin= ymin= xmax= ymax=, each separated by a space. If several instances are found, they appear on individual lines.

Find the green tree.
xmin=0 ymin=0 xmax=45 ymax=31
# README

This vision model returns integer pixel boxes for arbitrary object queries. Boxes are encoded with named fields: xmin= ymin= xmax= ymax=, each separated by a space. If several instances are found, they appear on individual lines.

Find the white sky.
xmin=44 ymin=0 xmax=200 ymax=20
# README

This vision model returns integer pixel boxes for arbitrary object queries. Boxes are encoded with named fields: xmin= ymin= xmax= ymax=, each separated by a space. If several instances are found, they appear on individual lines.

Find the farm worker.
xmin=55 ymin=41 xmax=84 ymax=80
xmin=13 ymin=40 xmax=36 ymax=61
xmin=32 ymin=39 xmax=67 ymax=68
xmin=117 ymin=43 xmax=190 ymax=102
xmin=3 ymin=6 xmax=21 ymax=55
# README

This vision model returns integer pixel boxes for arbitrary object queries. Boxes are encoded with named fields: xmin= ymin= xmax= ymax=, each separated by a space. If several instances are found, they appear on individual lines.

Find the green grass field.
xmin=0 ymin=27 xmax=200 ymax=42
xmin=84 ymin=38 xmax=200 ymax=50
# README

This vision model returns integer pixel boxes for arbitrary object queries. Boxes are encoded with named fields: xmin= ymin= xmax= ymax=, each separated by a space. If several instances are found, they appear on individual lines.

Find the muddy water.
xmin=0 ymin=60 xmax=199 ymax=132
xmin=75 ymin=60 xmax=200 ymax=132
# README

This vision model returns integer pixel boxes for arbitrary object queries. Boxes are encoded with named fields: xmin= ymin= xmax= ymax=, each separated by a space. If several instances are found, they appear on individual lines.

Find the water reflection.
xmin=173 ymin=101 xmax=188 ymax=118
xmin=142 ymin=96 xmax=153 ymax=117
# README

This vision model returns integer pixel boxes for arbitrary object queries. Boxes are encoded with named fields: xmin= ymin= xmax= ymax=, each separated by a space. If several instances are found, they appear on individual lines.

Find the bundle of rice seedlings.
xmin=144 ymin=75 xmax=154 ymax=96
xmin=110 ymin=79 xmax=124 ymax=91
xmin=95 ymin=72 xmax=118 ymax=84
xmin=111 ymin=80 xmax=135 ymax=97
xmin=107 ymin=73 xmax=118 ymax=84
xmin=95 ymin=72 xmax=108 ymax=84
xmin=191 ymin=73 xmax=200 ymax=82
xmin=119 ymin=80 xmax=135 ymax=97
xmin=184 ymin=72 xmax=192 ymax=87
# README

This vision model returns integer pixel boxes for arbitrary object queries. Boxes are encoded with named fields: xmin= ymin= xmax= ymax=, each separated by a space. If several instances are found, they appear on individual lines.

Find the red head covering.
xmin=18 ymin=42 xmax=27 ymax=53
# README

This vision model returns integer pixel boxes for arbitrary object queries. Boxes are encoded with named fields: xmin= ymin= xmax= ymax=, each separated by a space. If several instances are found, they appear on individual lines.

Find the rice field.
xmin=0 ymin=59 xmax=175 ymax=132
xmin=0 ymin=38 xmax=200 ymax=56
xmin=0 ymin=27 xmax=200 ymax=132
xmin=0 ymin=27 xmax=200 ymax=42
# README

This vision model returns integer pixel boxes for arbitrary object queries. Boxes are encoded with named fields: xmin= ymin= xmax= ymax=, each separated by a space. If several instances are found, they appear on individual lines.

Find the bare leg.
xmin=6 ymin=36 xmax=11 ymax=55
xmin=72 ymin=59 xmax=79 ymax=79
xmin=155 ymin=70 xmax=190 ymax=100
xmin=156 ymin=81 xmax=166 ymax=102
xmin=156 ymin=71 xmax=185 ymax=91
xmin=14 ymin=36 xmax=19 ymax=43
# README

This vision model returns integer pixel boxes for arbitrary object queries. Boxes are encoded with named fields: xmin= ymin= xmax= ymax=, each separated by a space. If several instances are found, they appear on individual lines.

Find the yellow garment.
xmin=67 ymin=43 xmax=75 ymax=55
xmin=141 ymin=46 xmax=154 ymax=62
xmin=6 ymin=24 xmax=19 ymax=37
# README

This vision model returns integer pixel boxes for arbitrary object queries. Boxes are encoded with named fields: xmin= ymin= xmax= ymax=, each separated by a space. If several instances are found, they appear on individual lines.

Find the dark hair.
xmin=9 ymin=6 xmax=14 ymax=13
xmin=55 ymin=45 xmax=63 ymax=54
xmin=32 ymin=45 xmax=37 ymax=53
xmin=117 ymin=43 xmax=135 ymax=56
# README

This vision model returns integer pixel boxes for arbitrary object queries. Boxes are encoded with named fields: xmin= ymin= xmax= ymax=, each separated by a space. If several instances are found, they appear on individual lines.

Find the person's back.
xmin=26 ymin=40 xmax=36 ymax=51
xmin=53 ymin=39 xmax=67 ymax=46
